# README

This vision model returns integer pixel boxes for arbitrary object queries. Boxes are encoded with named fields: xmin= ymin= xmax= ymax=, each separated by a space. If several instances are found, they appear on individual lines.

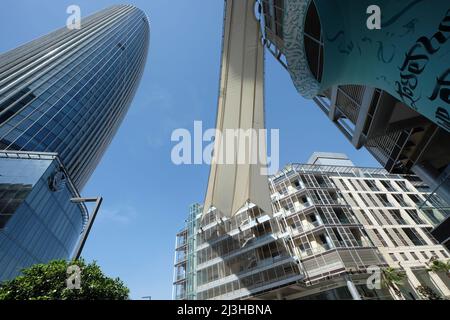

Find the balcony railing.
xmin=299 ymin=243 xmax=332 ymax=257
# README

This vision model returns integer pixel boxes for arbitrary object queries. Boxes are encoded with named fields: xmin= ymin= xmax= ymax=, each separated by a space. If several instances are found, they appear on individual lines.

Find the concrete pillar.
xmin=299 ymin=180 xmax=305 ymax=189
xmin=315 ymin=212 xmax=324 ymax=225
xmin=325 ymin=233 xmax=334 ymax=249
xmin=405 ymin=268 xmax=422 ymax=299
xmin=352 ymin=87 xmax=375 ymax=149
xmin=429 ymin=272 xmax=450 ymax=298
xmin=345 ymin=275 xmax=362 ymax=300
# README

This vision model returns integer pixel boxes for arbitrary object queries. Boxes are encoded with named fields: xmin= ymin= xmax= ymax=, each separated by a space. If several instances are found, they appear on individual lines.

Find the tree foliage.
xmin=382 ymin=267 xmax=406 ymax=287
xmin=381 ymin=267 xmax=406 ymax=297
xmin=427 ymin=259 xmax=450 ymax=277
xmin=0 ymin=259 xmax=129 ymax=300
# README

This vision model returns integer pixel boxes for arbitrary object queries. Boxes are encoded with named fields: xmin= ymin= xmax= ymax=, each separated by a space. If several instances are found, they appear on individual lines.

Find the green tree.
xmin=0 ymin=259 xmax=129 ymax=300
xmin=382 ymin=267 xmax=407 ymax=297
xmin=427 ymin=259 xmax=450 ymax=278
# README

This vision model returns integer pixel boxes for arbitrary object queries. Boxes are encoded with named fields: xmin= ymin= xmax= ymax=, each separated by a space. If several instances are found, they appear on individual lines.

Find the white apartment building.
xmin=332 ymin=169 xmax=450 ymax=299
xmin=174 ymin=153 xmax=450 ymax=300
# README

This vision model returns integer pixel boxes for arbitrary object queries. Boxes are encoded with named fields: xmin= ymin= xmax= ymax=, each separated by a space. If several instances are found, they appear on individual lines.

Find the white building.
xmin=174 ymin=153 xmax=450 ymax=300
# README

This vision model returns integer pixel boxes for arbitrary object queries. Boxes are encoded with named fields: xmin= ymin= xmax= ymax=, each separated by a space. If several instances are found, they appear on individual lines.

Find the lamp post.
xmin=71 ymin=197 xmax=103 ymax=260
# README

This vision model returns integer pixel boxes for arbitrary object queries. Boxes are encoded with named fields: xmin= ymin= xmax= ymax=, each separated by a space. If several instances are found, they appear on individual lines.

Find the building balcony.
xmin=289 ymin=220 xmax=321 ymax=236
xmin=279 ymin=202 xmax=352 ymax=219
xmin=297 ymin=243 xmax=332 ymax=257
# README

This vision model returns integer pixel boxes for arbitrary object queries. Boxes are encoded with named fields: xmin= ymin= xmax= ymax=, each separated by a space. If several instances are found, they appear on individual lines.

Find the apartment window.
xmin=410 ymin=252 xmax=419 ymax=260
xmin=315 ymin=175 xmax=327 ymax=188
xmin=278 ymin=183 xmax=288 ymax=195
xmin=347 ymin=193 xmax=359 ymax=207
xmin=365 ymin=180 xmax=378 ymax=191
xmin=393 ymin=229 xmax=409 ymax=246
xmin=389 ymin=253 xmax=398 ymax=262
xmin=332 ymin=228 xmax=344 ymax=245
xmin=400 ymin=252 xmax=409 ymax=261
xmin=380 ymin=180 xmax=395 ymax=191
xmin=315 ymin=233 xmax=331 ymax=251
xmin=357 ymin=209 xmax=373 ymax=225
xmin=407 ymin=194 xmax=423 ymax=205
xmin=373 ymin=229 xmax=388 ymax=246
xmin=396 ymin=181 xmax=410 ymax=192
xmin=350 ymin=228 xmax=363 ymax=247
xmin=316 ymin=207 xmax=329 ymax=224
xmin=339 ymin=179 xmax=349 ymax=191
xmin=385 ymin=231 xmax=400 ymax=247
xmin=421 ymin=227 xmax=438 ymax=245
xmin=283 ymin=199 xmax=295 ymax=213
xmin=368 ymin=194 xmax=381 ymax=207
xmin=405 ymin=209 xmax=426 ymax=225
xmin=430 ymin=251 xmax=438 ymax=259
xmin=309 ymin=190 xmax=332 ymax=205
xmin=301 ymin=196 xmax=309 ymax=205
xmin=389 ymin=210 xmax=407 ymax=225
xmin=403 ymin=228 xmax=427 ymax=246
xmin=368 ymin=210 xmax=382 ymax=225
xmin=421 ymin=251 xmax=429 ymax=259
xmin=441 ymin=250 xmax=449 ymax=258
xmin=298 ymin=242 xmax=311 ymax=256
xmin=359 ymin=194 xmax=372 ymax=208
xmin=335 ymin=208 xmax=351 ymax=224
xmin=289 ymin=215 xmax=301 ymax=230
xmin=348 ymin=179 xmax=360 ymax=191
xmin=377 ymin=210 xmax=393 ymax=225
xmin=363 ymin=211 xmax=373 ymax=225
xmin=392 ymin=194 xmax=409 ymax=207
xmin=377 ymin=194 xmax=393 ymax=207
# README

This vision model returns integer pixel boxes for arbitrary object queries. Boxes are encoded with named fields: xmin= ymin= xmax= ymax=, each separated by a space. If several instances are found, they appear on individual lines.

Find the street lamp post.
xmin=71 ymin=197 xmax=103 ymax=261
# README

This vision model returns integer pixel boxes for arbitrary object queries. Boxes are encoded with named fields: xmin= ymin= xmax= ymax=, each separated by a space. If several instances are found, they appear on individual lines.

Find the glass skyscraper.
xmin=0 ymin=5 xmax=149 ymax=281
xmin=0 ymin=4 xmax=149 ymax=189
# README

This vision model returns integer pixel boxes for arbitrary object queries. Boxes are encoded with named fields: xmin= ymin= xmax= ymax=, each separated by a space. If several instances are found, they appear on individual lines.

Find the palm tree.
xmin=382 ymin=267 xmax=407 ymax=297
xmin=427 ymin=259 xmax=450 ymax=278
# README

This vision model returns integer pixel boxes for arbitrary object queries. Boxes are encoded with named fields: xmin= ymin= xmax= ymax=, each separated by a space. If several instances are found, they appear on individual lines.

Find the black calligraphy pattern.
xmin=396 ymin=9 xmax=450 ymax=117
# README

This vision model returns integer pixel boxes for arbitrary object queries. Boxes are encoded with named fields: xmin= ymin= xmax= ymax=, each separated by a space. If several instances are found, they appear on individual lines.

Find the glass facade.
xmin=173 ymin=203 xmax=203 ymax=300
xmin=0 ymin=5 xmax=148 ymax=282
xmin=0 ymin=5 xmax=150 ymax=190
xmin=0 ymin=151 xmax=87 ymax=282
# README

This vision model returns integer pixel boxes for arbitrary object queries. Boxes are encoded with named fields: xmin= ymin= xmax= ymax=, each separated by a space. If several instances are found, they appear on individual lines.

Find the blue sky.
xmin=0 ymin=0 xmax=379 ymax=299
